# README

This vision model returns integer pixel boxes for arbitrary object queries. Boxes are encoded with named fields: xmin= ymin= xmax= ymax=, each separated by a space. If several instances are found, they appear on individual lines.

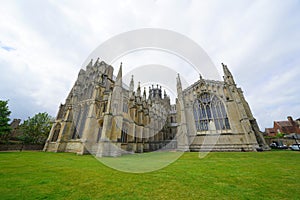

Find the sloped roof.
xmin=265 ymin=128 xmax=275 ymax=132
xmin=275 ymin=121 xmax=293 ymax=127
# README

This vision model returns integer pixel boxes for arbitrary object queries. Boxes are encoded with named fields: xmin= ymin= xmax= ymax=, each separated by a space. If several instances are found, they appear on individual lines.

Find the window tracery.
xmin=193 ymin=93 xmax=230 ymax=131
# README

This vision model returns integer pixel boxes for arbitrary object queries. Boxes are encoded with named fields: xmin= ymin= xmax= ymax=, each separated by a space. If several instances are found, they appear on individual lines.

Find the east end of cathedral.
xmin=43 ymin=59 xmax=269 ymax=156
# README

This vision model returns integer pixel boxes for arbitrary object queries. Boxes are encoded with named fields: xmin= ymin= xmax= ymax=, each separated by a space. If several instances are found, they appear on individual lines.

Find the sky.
xmin=0 ymin=0 xmax=299 ymax=130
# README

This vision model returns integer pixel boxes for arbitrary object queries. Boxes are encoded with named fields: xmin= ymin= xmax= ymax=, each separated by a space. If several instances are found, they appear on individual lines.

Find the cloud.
xmin=0 ymin=41 xmax=16 ymax=52
xmin=0 ymin=0 xmax=299 ymax=130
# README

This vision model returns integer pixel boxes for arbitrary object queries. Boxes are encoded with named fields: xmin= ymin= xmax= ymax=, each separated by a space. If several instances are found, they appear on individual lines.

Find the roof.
xmin=183 ymin=79 xmax=224 ymax=93
xmin=265 ymin=128 xmax=275 ymax=131
xmin=275 ymin=121 xmax=293 ymax=127
xmin=265 ymin=128 xmax=276 ymax=134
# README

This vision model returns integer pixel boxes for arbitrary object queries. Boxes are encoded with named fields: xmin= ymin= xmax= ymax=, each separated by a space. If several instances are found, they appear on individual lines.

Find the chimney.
xmin=287 ymin=116 xmax=293 ymax=122
xmin=287 ymin=116 xmax=296 ymax=127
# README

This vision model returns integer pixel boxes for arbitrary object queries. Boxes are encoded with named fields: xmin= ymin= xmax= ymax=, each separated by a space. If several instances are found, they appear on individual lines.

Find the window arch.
xmin=193 ymin=93 xmax=230 ymax=131
xmin=170 ymin=116 xmax=174 ymax=123
xmin=123 ymin=101 xmax=128 ymax=113
xmin=77 ymin=104 xmax=89 ymax=138
xmin=87 ymin=84 xmax=94 ymax=99
xmin=121 ymin=123 xmax=128 ymax=143
xmin=72 ymin=106 xmax=81 ymax=139
xmin=97 ymin=122 xmax=103 ymax=142
xmin=51 ymin=123 xmax=61 ymax=142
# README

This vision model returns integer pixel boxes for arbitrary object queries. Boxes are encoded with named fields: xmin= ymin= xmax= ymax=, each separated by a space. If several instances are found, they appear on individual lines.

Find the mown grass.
xmin=0 ymin=151 xmax=299 ymax=200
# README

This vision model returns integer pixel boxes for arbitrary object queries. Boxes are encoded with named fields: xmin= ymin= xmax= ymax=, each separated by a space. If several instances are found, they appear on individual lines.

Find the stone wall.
xmin=0 ymin=144 xmax=44 ymax=151
xmin=264 ymin=138 xmax=298 ymax=146
xmin=189 ymin=134 xmax=258 ymax=152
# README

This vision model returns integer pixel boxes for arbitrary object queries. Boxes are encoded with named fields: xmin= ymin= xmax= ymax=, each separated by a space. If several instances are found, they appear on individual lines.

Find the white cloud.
xmin=0 ymin=0 xmax=299 ymax=130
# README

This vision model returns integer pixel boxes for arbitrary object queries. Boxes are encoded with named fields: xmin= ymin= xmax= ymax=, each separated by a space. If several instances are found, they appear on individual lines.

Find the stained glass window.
xmin=193 ymin=93 xmax=230 ymax=131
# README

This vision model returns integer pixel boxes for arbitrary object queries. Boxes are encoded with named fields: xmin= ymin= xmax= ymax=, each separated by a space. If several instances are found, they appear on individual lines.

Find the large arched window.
xmin=77 ymin=104 xmax=89 ymax=138
xmin=97 ymin=122 xmax=103 ymax=142
xmin=120 ymin=123 xmax=128 ymax=143
xmin=193 ymin=93 xmax=230 ymax=131
xmin=51 ymin=123 xmax=61 ymax=142
xmin=72 ymin=106 xmax=81 ymax=139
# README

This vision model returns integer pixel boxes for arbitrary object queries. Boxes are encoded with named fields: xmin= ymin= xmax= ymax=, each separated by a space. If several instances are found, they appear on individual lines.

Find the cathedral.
xmin=44 ymin=59 xmax=268 ymax=156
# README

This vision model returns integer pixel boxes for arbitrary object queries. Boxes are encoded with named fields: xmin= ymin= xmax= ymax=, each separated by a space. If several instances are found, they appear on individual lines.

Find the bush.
xmin=20 ymin=112 xmax=53 ymax=144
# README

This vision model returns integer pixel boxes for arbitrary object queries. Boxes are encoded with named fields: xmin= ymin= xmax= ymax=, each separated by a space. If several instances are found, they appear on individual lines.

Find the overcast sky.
xmin=0 ymin=0 xmax=299 ymax=130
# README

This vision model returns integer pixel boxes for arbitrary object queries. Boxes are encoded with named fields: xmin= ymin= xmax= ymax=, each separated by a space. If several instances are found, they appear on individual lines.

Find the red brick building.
xmin=265 ymin=116 xmax=300 ymax=137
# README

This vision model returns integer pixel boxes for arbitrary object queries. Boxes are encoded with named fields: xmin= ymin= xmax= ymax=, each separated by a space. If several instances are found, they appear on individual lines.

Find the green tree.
xmin=20 ymin=112 xmax=53 ymax=144
xmin=276 ymin=132 xmax=285 ymax=138
xmin=0 ymin=100 xmax=11 ymax=142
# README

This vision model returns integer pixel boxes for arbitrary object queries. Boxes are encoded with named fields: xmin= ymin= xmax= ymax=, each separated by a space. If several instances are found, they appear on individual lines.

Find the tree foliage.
xmin=20 ymin=112 xmax=53 ymax=144
xmin=275 ymin=132 xmax=285 ymax=138
xmin=0 ymin=100 xmax=11 ymax=141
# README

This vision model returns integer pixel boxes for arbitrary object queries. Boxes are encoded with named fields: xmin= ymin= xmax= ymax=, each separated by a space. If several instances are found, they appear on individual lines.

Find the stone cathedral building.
xmin=44 ymin=59 xmax=268 ymax=156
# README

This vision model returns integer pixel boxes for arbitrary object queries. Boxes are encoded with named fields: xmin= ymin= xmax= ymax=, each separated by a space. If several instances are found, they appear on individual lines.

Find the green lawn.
xmin=0 ymin=151 xmax=299 ymax=200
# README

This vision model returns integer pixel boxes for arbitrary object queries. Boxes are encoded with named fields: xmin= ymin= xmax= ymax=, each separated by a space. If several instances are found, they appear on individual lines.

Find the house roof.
xmin=265 ymin=128 xmax=275 ymax=131
xmin=275 ymin=121 xmax=293 ymax=127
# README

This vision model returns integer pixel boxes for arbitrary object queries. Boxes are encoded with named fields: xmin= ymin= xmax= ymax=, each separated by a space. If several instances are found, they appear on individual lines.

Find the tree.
xmin=275 ymin=132 xmax=285 ymax=138
xmin=0 ymin=100 xmax=11 ymax=142
xmin=20 ymin=112 xmax=53 ymax=144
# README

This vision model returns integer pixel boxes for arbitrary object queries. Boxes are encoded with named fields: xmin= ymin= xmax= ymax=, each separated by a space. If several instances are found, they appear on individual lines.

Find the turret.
xmin=176 ymin=73 xmax=183 ymax=98
xmin=142 ymin=87 xmax=147 ymax=101
xmin=175 ymin=73 xmax=189 ymax=151
xmin=149 ymin=84 xmax=164 ymax=99
xmin=94 ymin=57 xmax=100 ymax=67
xmin=148 ymin=86 xmax=152 ymax=98
xmin=87 ymin=59 xmax=93 ymax=71
xmin=129 ymin=75 xmax=134 ymax=92
xmin=78 ymin=69 xmax=86 ymax=83
xmin=222 ymin=63 xmax=235 ymax=85
xmin=117 ymin=63 xmax=122 ymax=80
xmin=115 ymin=62 xmax=122 ymax=86
xmin=159 ymin=86 xmax=162 ymax=98
xmin=137 ymin=82 xmax=141 ymax=97
xmin=199 ymin=73 xmax=203 ymax=80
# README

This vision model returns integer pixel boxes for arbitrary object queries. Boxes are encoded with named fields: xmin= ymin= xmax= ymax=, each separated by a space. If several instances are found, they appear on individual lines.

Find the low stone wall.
xmin=0 ymin=144 xmax=44 ymax=151
xmin=189 ymin=134 xmax=259 ymax=152
xmin=264 ymin=138 xmax=298 ymax=146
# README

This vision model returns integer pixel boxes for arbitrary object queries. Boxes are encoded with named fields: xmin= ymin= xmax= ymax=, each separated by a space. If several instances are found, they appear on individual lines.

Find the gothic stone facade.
xmin=44 ymin=60 xmax=268 ymax=156
xmin=44 ymin=59 xmax=176 ymax=156
xmin=176 ymin=64 xmax=268 ymax=152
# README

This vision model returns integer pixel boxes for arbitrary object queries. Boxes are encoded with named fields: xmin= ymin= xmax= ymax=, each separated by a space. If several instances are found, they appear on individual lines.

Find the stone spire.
xmin=94 ymin=57 xmax=100 ymax=66
xmin=142 ymin=87 xmax=147 ymax=101
xmin=137 ymin=82 xmax=141 ymax=97
xmin=159 ymin=85 xmax=162 ymax=98
xmin=222 ymin=63 xmax=235 ymax=85
xmin=116 ymin=62 xmax=122 ymax=81
xmin=175 ymin=74 xmax=189 ymax=151
xmin=149 ymin=86 xmax=152 ymax=98
xmin=176 ymin=73 xmax=182 ymax=93
xmin=199 ymin=73 xmax=203 ymax=80
xmin=87 ymin=59 xmax=93 ymax=69
xmin=129 ymin=75 xmax=134 ymax=99
xmin=164 ymin=90 xmax=167 ymax=98
xmin=129 ymin=75 xmax=134 ymax=92
xmin=222 ymin=63 xmax=232 ymax=76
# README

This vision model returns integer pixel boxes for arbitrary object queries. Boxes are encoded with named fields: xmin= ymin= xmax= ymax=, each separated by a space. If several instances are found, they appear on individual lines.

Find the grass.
xmin=0 ymin=151 xmax=299 ymax=200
